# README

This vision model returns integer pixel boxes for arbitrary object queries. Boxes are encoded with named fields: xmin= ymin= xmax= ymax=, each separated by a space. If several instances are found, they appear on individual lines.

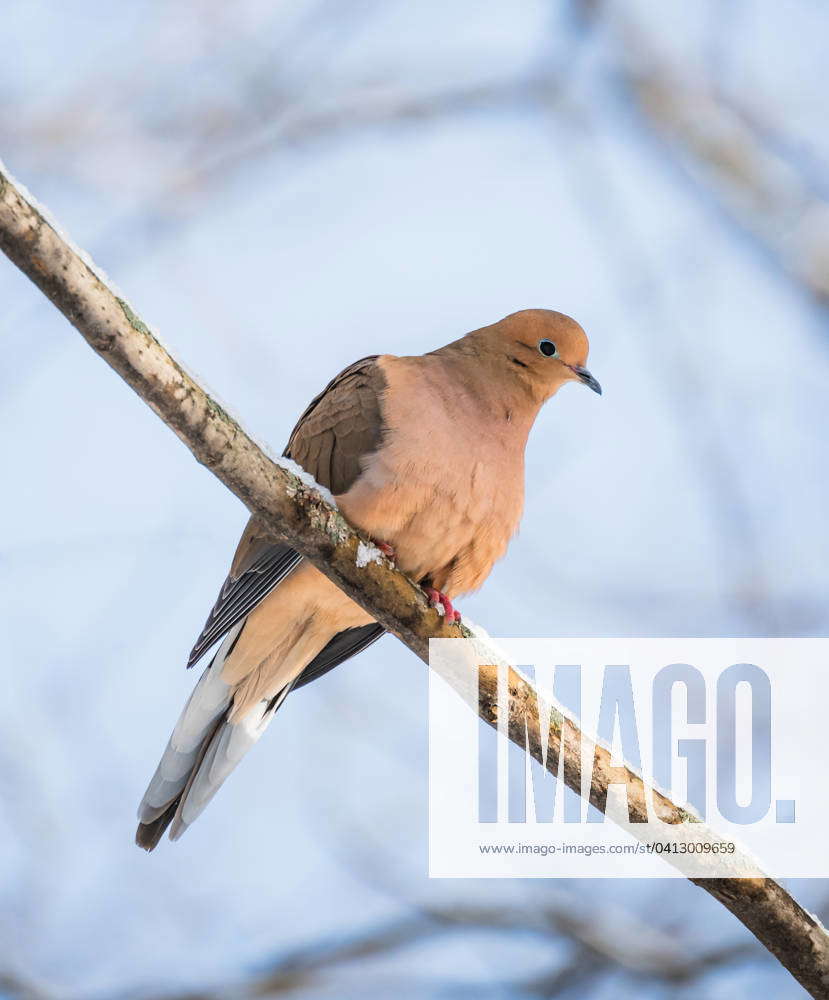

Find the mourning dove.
xmin=136 ymin=309 xmax=600 ymax=849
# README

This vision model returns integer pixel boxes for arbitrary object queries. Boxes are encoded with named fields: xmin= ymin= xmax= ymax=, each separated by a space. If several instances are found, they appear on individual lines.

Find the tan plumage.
xmin=136 ymin=309 xmax=599 ymax=849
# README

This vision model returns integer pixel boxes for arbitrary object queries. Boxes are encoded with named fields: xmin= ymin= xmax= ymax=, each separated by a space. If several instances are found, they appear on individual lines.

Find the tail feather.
xmin=135 ymin=799 xmax=180 ymax=851
xmin=169 ymin=680 xmax=294 ymax=840
xmin=136 ymin=624 xmax=240 ymax=850
xmin=136 ymin=622 xmax=296 ymax=851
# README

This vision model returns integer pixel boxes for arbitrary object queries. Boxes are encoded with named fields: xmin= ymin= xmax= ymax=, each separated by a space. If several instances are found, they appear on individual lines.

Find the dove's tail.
xmin=135 ymin=623 xmax=291 ymax=851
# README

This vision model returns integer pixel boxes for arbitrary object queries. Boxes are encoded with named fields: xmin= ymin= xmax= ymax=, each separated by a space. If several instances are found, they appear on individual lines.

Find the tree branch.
xmin=2 ymin=162 xmax=828 ymax=998
xmin=576 ymin=2 xmax=829 ymax=308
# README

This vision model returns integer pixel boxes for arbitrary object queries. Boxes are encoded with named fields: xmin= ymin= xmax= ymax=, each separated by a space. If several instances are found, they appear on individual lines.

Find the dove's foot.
xmin=376 ymin=541 xmax=396 ymax=560
xmin=423 ymin=586 xmax=461 ymax=624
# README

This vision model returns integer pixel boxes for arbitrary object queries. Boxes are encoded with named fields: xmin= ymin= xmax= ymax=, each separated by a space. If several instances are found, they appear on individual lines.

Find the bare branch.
xmin=74 ymin=902 xmax=756 ymax=998
xmin=1 ymin=163 xmax=828 ymax=997
xmin=584 ymin=5 xmax=829 ymax=306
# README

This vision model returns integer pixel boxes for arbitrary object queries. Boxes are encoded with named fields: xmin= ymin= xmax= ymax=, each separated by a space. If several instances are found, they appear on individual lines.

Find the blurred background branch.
xmin=0 ymin=898 xmax=767 ymax=999
xmin=578 ymin=2 xmax=829 ymax=305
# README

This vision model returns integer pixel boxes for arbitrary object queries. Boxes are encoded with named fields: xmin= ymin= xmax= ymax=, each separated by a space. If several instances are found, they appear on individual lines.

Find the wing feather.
xmin=293 ymin=623 xmax=386 ymax=690
xmin=186 ymin=355 xmax=388 ymax=672
xmin=187 ymin=543 xmax=302 ymax=667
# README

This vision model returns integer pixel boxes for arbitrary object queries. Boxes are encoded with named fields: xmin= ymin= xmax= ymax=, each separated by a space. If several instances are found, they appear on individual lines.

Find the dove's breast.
xmin=337 ymin=354 xmax=531 ymax=597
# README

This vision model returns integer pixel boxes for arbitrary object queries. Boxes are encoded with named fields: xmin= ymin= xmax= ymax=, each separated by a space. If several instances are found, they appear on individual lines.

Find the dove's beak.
xmin=570 ymin=365 xmax=602 ymax=395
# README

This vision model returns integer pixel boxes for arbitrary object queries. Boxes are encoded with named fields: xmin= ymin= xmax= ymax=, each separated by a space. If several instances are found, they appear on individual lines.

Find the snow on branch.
xmin=1 ymin=162 xmax=828 ymax=998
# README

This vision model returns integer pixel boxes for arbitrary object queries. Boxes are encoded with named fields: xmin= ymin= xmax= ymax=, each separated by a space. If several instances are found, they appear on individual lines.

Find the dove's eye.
xmin=538 ymin=339 xmax=558 ymax=358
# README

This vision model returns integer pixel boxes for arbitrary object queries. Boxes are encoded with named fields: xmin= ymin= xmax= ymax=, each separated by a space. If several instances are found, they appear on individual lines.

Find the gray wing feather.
xmin=187 ymin=356 xmax=385 ymax=670
xmin=187 ymin=544 xmax=302 ymax=668
xmin=294 ymin=623 xmax=386 ymax=690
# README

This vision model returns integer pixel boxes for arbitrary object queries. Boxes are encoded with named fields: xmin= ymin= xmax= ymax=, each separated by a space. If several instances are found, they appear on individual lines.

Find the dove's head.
xmin=490 ymin=309 xmax=600 ymax=401
xmin=440 ymin=309 xmax=601 ymax=405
